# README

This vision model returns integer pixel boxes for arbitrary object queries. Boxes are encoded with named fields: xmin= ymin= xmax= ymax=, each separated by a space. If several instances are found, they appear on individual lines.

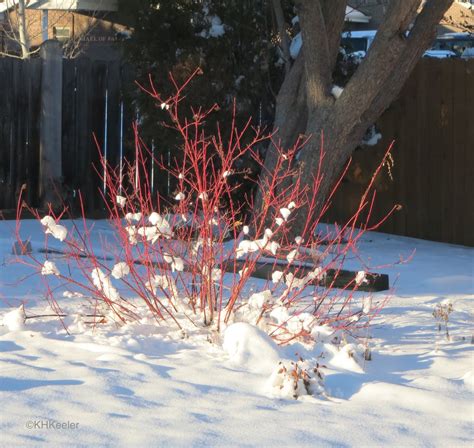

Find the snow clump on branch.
xmin=40 ymin=216 xmax=67 ymax=242
xmin=41 ymin=260 xmax=60 ymax=276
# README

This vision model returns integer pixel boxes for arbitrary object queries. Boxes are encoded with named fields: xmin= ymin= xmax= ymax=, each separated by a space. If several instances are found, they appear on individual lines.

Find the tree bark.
xmin=17 ymin=0 xmax=30 ymax=59
xmin=252 ymin=54 xmax=306 ymax=219
xmin=259 ymin=0 xmax=453 ymax=239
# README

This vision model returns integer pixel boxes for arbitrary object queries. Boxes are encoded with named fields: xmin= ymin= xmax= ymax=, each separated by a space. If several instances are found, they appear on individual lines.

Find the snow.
xmin=41 ymin=260 xmax=60 ymax=276
xmin=279 ymin=207 xmax=291 ymax=220
xmin=362 ymin=296 xmax=372 ymax=314
xmin=1 ymin=306 xmax=25 ymax=331
xmin=223 ymin=323 xmax=280 ymax=374
xmin=147 ymin=213 xmax=173 ymax=238
xmin=457 ymin=1 xmax=474 ymax=10
xmin=331 ymin=85 xmax=344 ymax=99
xmin=424 ymin=49 xmax=457 ymax=59
xmin=91 ymin=268 xmax=120 ymax=302
xmin=462 ymin=47 xmax=474 ymax=59
xmin=266 ymin=359 xmax=325 ymax=400
xmin=286 ymin=248 xmax=298 ymax=263
xmin=355 ymin=270 xmax=367 ymax=286
xmin=145 ymin=274 xmax=178 ymax=297
xmin=40 ymin=215 xmax=67 ymax=242
xmin=125 ymin=212 xmax=142 ymax=222
xmin=345 ymin=6 xmax=371 ymax=24
xmin=116 ymin=195 xmax=126 ymax=207
xmin=199 ymin=9 xmax=226 ymax=39
xmin=289 ymin=32 xmax=302 ymax=59
xmin=111 ymin=262 xmax=130 ymax=280
xmin=363 ymin=127 xmax=383 ymax=146
xmin=163 ymin=253 xmax=184 ymax=272
xmin=208 ymin=16 xmax=225 ymax=38
xmin=247 ymin=290 xmax=273 ymax=310
xmin=0 ymin=219 xmax=473 ymax=446
xmin=235 ymin=234 xmax=272 ymax=258
xmin=272 ymin=270 xmax=284 ymax=284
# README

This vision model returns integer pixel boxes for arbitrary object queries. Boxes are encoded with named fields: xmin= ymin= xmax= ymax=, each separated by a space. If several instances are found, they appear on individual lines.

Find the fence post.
xmin=39 ymin=40 xmax=62 ymax=207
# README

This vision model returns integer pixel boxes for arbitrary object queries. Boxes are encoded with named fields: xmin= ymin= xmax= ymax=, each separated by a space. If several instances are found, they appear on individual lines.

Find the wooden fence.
xmin=0 ymin=53 xmax=472 ymax=246
xmin=325 ymin=58 xmax=474 ymax=246
xmin=0 ymin=45 xmax=134 ymax=213
xmin=0 ymin=58 xmax=42 ymax=209
xmin=61 ymin=58 xmax=134 ymax=212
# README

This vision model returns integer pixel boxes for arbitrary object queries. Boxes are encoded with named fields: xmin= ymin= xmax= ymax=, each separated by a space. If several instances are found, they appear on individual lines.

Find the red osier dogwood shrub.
xmin=15 ymin=69 xmax=397 ymax=344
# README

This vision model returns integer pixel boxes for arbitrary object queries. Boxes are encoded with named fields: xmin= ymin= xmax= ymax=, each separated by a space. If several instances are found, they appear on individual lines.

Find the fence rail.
xmin=0 ymin=52 xmax=472 ymax=246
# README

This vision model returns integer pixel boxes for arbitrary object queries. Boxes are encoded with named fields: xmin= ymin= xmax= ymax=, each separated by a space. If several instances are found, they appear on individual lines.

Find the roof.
xmin=342 ymin=30 xmax=378 ymax=38
xmin=345 ymin=6 xmax=371 ymax=23
xmin=0 ymin=0 xmax=118 ymax=13
xmin=0 ymin=2 xmax=370 ymax=23
xmin=438 ymin=32 xmax=474 ymax=39
xmin=436 ymin=2 xmax=473 ymax=33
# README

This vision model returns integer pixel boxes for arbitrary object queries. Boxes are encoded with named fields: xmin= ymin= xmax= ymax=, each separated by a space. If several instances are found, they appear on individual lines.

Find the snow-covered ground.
xmin=0 ymin=219 xmax=473 ymax=447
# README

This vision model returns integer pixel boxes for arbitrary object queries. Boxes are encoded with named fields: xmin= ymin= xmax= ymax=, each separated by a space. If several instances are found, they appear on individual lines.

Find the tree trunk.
xmin=17 ymin=0 xmax=30 ymax=59
xmin=258 ymin=0 xmax=453 ymax=239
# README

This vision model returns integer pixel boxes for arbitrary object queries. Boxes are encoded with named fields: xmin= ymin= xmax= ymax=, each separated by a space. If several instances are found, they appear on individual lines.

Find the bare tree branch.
xmin=324 ymin=0 xmax=455 ymax=198
xmin=338 ymin=0 xmax=453 ymax=132
xmin=335 ymin=0 xmax=422 ymax=124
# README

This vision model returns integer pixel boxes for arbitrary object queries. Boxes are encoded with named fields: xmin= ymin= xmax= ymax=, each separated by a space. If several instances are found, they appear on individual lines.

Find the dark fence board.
xmin=105 ymin=60 xmax=121 ymax=170
xmin=464 ymin=62 xmax=474 ymax=245
xmin=326 ymin=59 xmax=474 ymax=246
xmin=62 ymin=58 xmax=78 ymax=196
xmin=74 ymin=58 xmax=94 ymax=210
xmin=26 ymin=58 xmax=42 ymax=207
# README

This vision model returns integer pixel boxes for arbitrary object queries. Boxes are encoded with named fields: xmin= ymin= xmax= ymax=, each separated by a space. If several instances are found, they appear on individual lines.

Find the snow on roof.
xmin=438 ymin=32 xmax=474 ymax=39
xmin=423 ymin=49 xmax=457 ymax=58
xmin=0 ymin=0 xmax=118 ymax=13
xmin=342 ymin=30 xmax=378 ymax=38
xmin=345 ymin=6 xmax=371 ymax=23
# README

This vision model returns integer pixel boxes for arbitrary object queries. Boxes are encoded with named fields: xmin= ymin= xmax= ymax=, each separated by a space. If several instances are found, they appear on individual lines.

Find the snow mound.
xmin=223 ymin=323 xmax=280 ymax=374
xmin=2 ymin=306 xmax=26 ymax=331
xmin=461 ymin=371 xmax=474 ymax=392
xmin=329 ymin=343 xmax=364 ymax=373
